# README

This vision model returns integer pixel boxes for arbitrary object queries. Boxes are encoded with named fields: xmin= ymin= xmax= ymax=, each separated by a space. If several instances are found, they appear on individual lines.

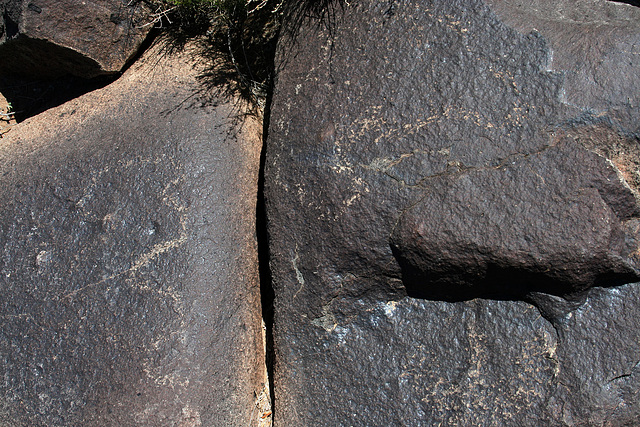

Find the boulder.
xmin=265 ymin=0 xmax=640 ymax=424
xmin=0 ymin=0 xmax=153 ymax=78
xmin=0 ymin=42 xmax=266 ymax=425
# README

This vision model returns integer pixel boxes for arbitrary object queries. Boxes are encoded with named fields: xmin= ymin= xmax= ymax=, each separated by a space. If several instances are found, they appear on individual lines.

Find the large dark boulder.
xmin=0 ymin=43 xmax=266 ymax=425
xmin=392 ymin=134 xmax=640 ymax=300
xmin=0 ymin=0 xmax=153 ymax=78
xmin=265 ymin=0 xmax=640 ymax=424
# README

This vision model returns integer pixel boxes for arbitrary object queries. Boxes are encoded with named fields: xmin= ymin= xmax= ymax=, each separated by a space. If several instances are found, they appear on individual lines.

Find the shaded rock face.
xmin=0 ymin=43 xmax=264 ymax=425
xmin=0 ymin=0 xmax=152 ymax=78
xmin=265 ymin=0 xmax=640 ymax=424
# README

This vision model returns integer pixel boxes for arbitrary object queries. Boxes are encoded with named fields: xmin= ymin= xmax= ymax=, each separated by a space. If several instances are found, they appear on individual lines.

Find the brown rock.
xmin=0 ymin=0 xmax=153 ymax=78
xmin=265 ymin=0 xmax=640 ymax=424
xmin=0 ymin=41 xmax=266 ymax=425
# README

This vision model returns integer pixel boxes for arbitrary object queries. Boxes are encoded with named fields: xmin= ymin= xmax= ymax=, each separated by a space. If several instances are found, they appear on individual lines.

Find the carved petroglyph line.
xmin=343 ymin=102 xmax=529 ymax=149
xmin=292 ymin=248 xmax=305 ymax=300
xmin=162 ymin=174 xmax=188 ymax=212
xmin=329 ymin=99 xmax=535 ymax=182
xmin=362 ymin=152 xmax=416 ymax=172
xmin=61 ymin=225 xmax=187 ymax=301
xmin=419 ymin=302 xmax=554 ymax=422
xmin=292 ymin=251 xmax=305 ymax=286
xmin=131 ymin=231 xmax=187 ymax=276
xmin=61 ymin=158 xmax=188 ymax=302
xmin=310 ymin=305 xmax=337 ymax=333
xmin=60 ymin=218 xmax=188 ymax=303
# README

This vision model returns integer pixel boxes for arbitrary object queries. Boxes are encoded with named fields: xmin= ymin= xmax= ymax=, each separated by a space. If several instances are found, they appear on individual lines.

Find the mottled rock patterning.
xmin=265 ymin=0 xmax=640 ymax=424
xmin=0 ymin=42 xmax=265 ymax=426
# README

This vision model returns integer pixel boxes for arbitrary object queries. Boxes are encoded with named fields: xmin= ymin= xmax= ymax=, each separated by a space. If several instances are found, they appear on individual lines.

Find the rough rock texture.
xmin=0 ymin=42 xmax=265 ymax=425
xmin=0 ymin=0 xmax=152 ymax=78
xmin=265 ymin=0 xmax=640 ymax=424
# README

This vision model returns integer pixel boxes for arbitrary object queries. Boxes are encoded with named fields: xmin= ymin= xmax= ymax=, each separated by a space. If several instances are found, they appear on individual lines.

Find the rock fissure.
xmin=257 ymin=67 xmax=276 ymax=424
xmin=2 ymin=0 xmax=640 ymax=424
xmin=607 ymin=360 xmax=640 ymax=384
xmin=609 ymin=0 xmax=640 ymax=7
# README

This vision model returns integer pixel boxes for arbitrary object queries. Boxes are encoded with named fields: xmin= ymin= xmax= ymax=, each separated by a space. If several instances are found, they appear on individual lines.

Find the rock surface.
xmin=265 ymin=0 xmax=640 ymax=424
xmin=0 ymin=0 xmax=153 ymax=78
xmin=0 ymin=42 xmax=265 ymax=425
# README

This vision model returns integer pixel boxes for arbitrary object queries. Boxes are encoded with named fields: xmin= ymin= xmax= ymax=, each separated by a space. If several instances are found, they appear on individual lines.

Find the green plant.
xmin=147 ymin=0 xmax=283 ymax=111
xmin=1 ymin=100 xmax=15 ymax=137
xmin=147 ymin=0 xmax=344 ymax=111
xmin=1 ymin=102 xmax=14 ymax=119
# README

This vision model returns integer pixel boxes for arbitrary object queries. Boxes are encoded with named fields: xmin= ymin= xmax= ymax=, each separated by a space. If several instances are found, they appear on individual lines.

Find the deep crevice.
xmin=2 ymin=10 xmax=19 ymax=39
xmin=393 ymin=246 xmax=636 ymax=325
xmin=0 ymin=73 xmax=117 ymax=122
xmin=256 ymin=53 xmax=277 ymax=423
xmin=253 ymin=4 xmax=347 ymax=420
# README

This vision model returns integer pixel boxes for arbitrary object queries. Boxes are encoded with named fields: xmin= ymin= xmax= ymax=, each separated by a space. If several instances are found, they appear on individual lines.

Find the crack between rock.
xmin=256 ymin=71 xmax=275 ymax=426
xmin=607 ymin=359 xmax=640 ymax=384
xmin=363 ymin=134 xmax=562 ymax=193
xmin=601 ymin=357 xmax=640 ymax=426
xmin=385 ymin=136 xmax=563 ymax=248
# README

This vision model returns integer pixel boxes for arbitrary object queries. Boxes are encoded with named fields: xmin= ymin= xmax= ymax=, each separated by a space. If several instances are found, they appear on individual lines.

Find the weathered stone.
xmin=0 ymin=42 xmax=265 ymax=425
xmin=0 ymin=0 xmax=153 ymax=78
xmin=265 ymin=0 xmax=640 ymax=424
xmin=391 ymin=135 xmax=640 ymax=300
xmin=267 ymin=284 xmax=640 ymax=425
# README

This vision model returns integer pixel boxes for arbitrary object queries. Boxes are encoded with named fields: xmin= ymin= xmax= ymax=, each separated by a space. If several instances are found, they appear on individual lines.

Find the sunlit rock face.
xmin=0 ymin=44 xmax=265 ymax=426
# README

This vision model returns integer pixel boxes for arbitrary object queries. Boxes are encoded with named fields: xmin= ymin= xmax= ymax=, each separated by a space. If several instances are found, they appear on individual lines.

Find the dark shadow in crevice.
xmin=0 ymin=73 xmax=116 ymax=122
xmin=113 ymin=23 xmax=163 ymax=81
xmin=399 ymin=262 xmax=638 ymax=302
xmin=393 ymin=245 xmax=638 ymax=325
xmin=3 ymin=9 xmax=19 ymax=39
xmin=256 ymin=47 xmax=276 ymax=421
xmin=608 ymin=0 xmax=640 ymax=7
